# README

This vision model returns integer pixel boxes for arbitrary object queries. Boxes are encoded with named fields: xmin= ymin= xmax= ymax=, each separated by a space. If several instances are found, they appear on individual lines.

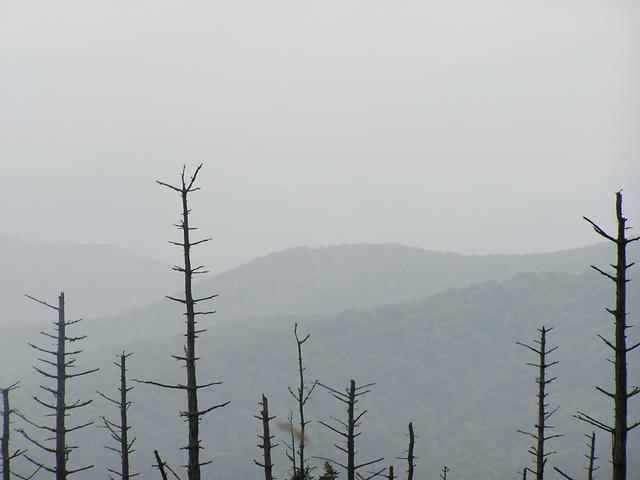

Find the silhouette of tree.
xmin=254 ymin=394 xmax=278 ymax=480
xmin=287 ymin=323 xmax=318 ymax=480
xmin=575 ymin=191 xmax=640 ymax=480
xmin=1 ymin=382 xmax=25 ymax=480
xmin=97 ymin=351 xmax=137 ymax=480
xmin=282 ymin=411 xmax=298 ymax=478
xmin=439 ymin=466 xmax=450 ymax=480
xmin=317 ymin=380 xmax=383 ymax=480
xmin=135 ymin=165 xmax=229 ymax=480
xmin=554 ymin=432 xmax=599 ymax=480
xmin=396 ymin=423 xmax=415 ymax=480
xmin=153 ymin=450 xmax=181 ymax=480
xmin=17 ymin=292 xmax=98 ymax=480
xmin=516 ymin=326 xmax=561 ymax=480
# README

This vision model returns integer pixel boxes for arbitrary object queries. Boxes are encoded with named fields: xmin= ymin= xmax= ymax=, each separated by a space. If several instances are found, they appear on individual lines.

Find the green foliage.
xmin=285 ymin=466 xmax=315 ymax=480
xmin=4 ymin=245 xmax=639 ymax=480
xmin=317 ymin=462 xmax=339 ymax=480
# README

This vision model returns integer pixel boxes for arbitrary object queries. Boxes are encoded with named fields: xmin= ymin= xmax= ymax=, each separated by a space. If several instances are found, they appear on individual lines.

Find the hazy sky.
xmin=1 ymin=1 xmax=639 ymax=272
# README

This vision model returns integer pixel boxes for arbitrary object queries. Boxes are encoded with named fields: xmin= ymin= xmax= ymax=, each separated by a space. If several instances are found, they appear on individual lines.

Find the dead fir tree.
xmin=355 ymin=467 xmax=386 ymax=480
xmin=153 ymin=450 xmax=182 ymax=480
xmin=440 ymin=465 xmax=450 ymax=480
xmin=97 ymin=351 xmax=137 ymax=480
xmin=254 ymin=394 xmax=278 ymax=480
xmin=317 ymin=380 xmax=383 ymax=480
xmin=1 ymin=382 xmax=25 ymax=480
xmin=282 ymin=411 xmax=298 ymax=478
xmin=575 ymin=191 xmax=640 ymax=480
xmin=386 ymin=466 xmax=395 ymax=480
xmin=554 ymin=432 xmax=599 ymax=480
xmin=516 ymin=326 xmax=561 ymax=480
xmin=288 ymin=323 xmax=318 ymax=479
xmin=396 ymin=422 xmax=415 ymax=480
xmin=134 ymin=165 xmax=229 ymax=480
xmin=584 ymin=432 xmax=599 ymax=480
xmin=154 ymin=451 xmax=169 ymax=480
xmin=17 ymin=292 xmax=98 ymax=480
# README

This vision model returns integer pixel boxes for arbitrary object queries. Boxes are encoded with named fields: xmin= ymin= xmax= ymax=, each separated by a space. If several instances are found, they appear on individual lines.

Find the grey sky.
xmin=1 ymin=1 xmax=638 ymax=272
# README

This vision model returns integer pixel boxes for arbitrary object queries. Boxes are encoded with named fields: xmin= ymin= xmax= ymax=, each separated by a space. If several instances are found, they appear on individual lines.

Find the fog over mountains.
xmin=0 ymin=233 xmax=174 ymax=326
xmin=2 ymin=3 xmax=638 ymax=480
xmin=2 ymin=237 xmax=638 ymax=479
xmin=0 ymin=234 xmax=616 ymax=330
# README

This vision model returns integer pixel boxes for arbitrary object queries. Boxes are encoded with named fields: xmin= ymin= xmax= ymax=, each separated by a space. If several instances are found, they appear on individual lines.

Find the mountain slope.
xmin=75 ymin=241 xmax=621 ymax=345
xmin=0 ymin=234 xmax=175 ymax=326
xmin=6 ymin=268 xmax=640 ymax=480
xmin=3 ymin=241 xmax=621 ymax=369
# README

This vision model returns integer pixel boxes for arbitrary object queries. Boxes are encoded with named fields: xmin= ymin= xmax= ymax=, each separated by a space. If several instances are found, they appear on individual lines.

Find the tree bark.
xmin=577 ymin=192 xmax=640 ymax=480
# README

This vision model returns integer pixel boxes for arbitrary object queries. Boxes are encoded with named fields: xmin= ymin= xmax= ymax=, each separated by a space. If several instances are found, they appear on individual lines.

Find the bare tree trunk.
xmin=553 ymin=431 xmax=599 ymax=480
xmin=284 ymin=411 xmax=297 ymax=478
xmin=288 ymin=324 xmax=318 ymax=479
xmin=346 ymin=381 xmax=355 ymax=480
xmin=120 ymin=353 xmax=131 ymax=480
xmin=98 ymin=352 xmax=136 ymax=480
xmin=388 ymin=465 xmax=395 ymax=480
xmin=586 ymin=432 xmax=598 ymax=480
xmin=254 ymin=395 xmax=277 ymax=480
xmin=576 ymin=192 xmax=640 ymax=480
xmin=55 ymin=294 xmax=66 ymax=480
xmin=407 ymin=423 xmax=414 ymax=480
xmin=397 ymin=422 xmax=415 ymax=480
xmin=19 ymin=292 xmax=97 ymax=479
xmin=1 ymin=383 xmax=24 ymax=480
xmin=180 ymin=182 xmax=200 ymax=480
xmin=136 ymin=165 xmax=228 ymax=480
xmin=154 ymin=451 xmax=169 ymax=480
xmin=517 ymin=326 xmax=561 ymax=480
xmin=440 ymin=466 xmax=449 ymax=480
xmin=1 ymin=388 xmax=8 ymax=480
xmin=318 ymin=380 xmax=383 ymax=480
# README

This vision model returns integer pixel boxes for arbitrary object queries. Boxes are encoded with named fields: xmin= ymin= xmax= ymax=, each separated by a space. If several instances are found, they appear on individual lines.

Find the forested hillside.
xmin=5 ymin=265 xmax=639 ymax=479
xmin=0 ymin=241 xmax=617 ymax=362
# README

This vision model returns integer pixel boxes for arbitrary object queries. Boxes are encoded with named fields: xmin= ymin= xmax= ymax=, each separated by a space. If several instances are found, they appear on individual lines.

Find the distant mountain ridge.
xmin=0 ymin=238 xmax=625 ymax=339
xmin=56 ymin=240 xmax=624 ymax=347
xmin=206 ymin=242 xmax=617 ymax=319
xmin=2 ymin=239 xmax=639 ymax=479
xmin=6 ymin=268 xmax=639 ymax=480
xmin=0 ymin=234 xmax=175 ymax=326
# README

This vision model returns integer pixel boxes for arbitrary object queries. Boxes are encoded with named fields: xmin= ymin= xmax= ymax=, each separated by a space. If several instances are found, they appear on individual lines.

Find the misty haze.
xmin=1 ymin=2 xmax=639 ymax=480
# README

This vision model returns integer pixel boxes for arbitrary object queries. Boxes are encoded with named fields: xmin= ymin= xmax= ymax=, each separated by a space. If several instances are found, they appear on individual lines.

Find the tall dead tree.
xmin=282 ymin=412 xmax=298 ymax=479
xmin=97 ymin=351 xmax=137 ymax=480
xmin=516 ymin=326 xmax=561 ymax=480
xmin=585 ymin=432 xmax=599 ymax=480
xmin=153 ymin=450 xmax=181 ymax=480
xmin=355 ymin=467 xmax=386 ymax=480
xmin=135 ymin=165 xmax=229 ymax=480
xmin=396 ymin=423 xmax=415 ymax=480
xmin=254 ymin=394 xmax=278 ymax=480
xmin=1 ymin=383 xmax=25 ymax=480
xmin=386 ymin=466 xmax=395 ymax=480
xmin=440 ymin=466 xmax=450 ymax=480
xmin=288 ymin=323 xmax=318 ymax=479
xmin=575 ymin=192 xmax=640 ymax=480
xmin=317 ymin=380 xmax=383 ymax=480
xmin=554 ymin=432 xmax=599 ymax=480
xmin=18 ymin=292 xmax=98 ymax=480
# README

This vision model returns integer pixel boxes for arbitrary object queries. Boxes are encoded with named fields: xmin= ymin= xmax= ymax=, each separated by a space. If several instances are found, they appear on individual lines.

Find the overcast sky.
xmin=1 ymin=1 xmax=638 ymax=272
